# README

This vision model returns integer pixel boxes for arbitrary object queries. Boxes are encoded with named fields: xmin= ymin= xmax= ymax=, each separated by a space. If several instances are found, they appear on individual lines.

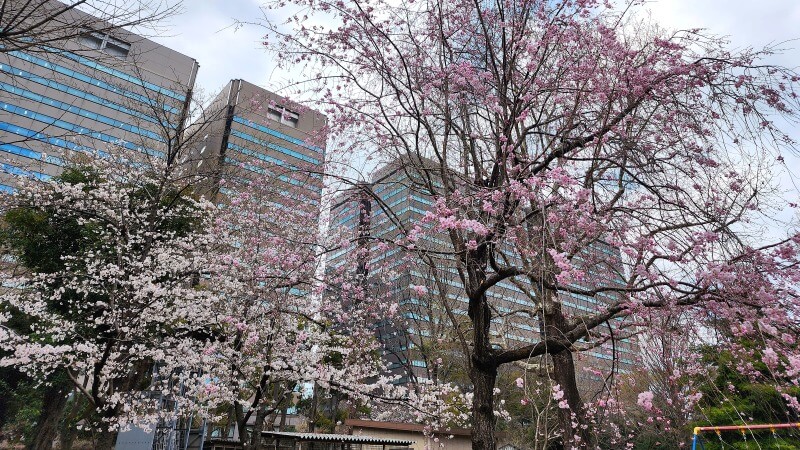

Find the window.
xmin=78 ymin=28 xmax=130 ymax=58
xmin=77 ymin=30 xmax=104 ymax=49
xmin=266 ymin=106 xmax=300 ymax=128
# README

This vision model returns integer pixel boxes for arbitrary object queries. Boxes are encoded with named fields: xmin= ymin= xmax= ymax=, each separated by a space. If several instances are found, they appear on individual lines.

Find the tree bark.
xmin=27 ymin=379 xmax=70 ymax=450
xmin=278 ymin=406 xmax=288 ymax=432
xmin=94 ymin=429 xmax=117 ymax=450
xmin=543 ymin=303 xmax=593 ymax=449
xmin=235 ymin=403 xmax=250 ymax=448
xmin=307 ymin=382 xmax=319 ymax=432
xmin=551 ymin=349 xmax=592 ymax=449
xmin=245 ymin=406 xmax=268 ymax=450
xmin=58 ymin=393 xmax=88 ymax=450
xmin=469 ymin=363 xmax=498 ymax=450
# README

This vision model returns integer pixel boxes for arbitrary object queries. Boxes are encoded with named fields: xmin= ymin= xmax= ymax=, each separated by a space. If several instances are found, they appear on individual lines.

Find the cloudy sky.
xmin=149 ymin=1 xmax=800 ymax=96
xmin=147 ymin=1 xmax=800 ymax=212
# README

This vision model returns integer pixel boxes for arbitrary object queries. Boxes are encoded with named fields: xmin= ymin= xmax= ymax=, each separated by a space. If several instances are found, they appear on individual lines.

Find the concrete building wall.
xmin=187 ymin=79 xmax=327 ymax=205
xmin=0 ymin=0 xmax=198 ymax=189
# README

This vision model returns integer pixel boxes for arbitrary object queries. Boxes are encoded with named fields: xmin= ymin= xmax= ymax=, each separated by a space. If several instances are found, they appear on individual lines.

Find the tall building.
xmin=187 ymin=79 xmax=327 ymax=205
xmin=0 ymin=0 xmax=199 ymax=190
xmin=327 ymin=160 xmax=639 ymax=388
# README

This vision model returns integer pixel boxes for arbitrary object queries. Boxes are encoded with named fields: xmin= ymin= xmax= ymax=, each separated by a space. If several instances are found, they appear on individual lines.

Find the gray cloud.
xmin=151 ymin=1 xmax=799 ymax=221
xmin=151 ymin=0 xmax=276 ymax=97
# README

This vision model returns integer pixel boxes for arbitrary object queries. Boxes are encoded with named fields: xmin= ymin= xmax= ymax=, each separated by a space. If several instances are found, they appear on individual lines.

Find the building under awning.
xmin=261 ymin=431 xmax=414 ymax=450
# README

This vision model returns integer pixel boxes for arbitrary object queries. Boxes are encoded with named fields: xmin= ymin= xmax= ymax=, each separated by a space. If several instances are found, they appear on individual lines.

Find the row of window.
xmin=223 ymin=156 xmax=318 ymax=191
xmin=266 ymin=105 xmax=299 ymax=128
xmin=1 ymin=122 xmax=103 ymax=157
xmin=50 ymin=46 xmax=187 ymax=101
xmin=225 ymin=142 xmax=321 ymax=180
xmin=1 ymin=162 xmax=50 ymax=181
xmin=588 ymin=351 xmax=634 ymax=365
xmin=1 ymin=62 xmax=161 ymax=126
xmin=0 ymin=82 xmax=165 ymax=142
xmin=8 ymin=50 xmax=180 ymax=113
xmin=1 ymin=142 xmax=62 ymax=166
xmin=377 ymin=186 xmax=406 ymax=201
xmin=232 ymin=116 xmax=324 ymax=154
xmin=1 ymin=103 xmax=162 ymax=158
xmin=78 ymin=29 xmax=131 ymax=58
xmin=410 ymin=194 xmax=433 ymax=206
xmin=229 ymin=129 xmax=320 ymax=166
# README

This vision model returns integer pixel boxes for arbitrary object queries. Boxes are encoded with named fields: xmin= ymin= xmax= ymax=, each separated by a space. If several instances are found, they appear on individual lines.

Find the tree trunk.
xmin=235 ymin=403 xmax=250 ymax=449
xmin=278 ymin=406 xmax=288 ymax=432
xmin=551 ymin=349 xmax=592 ymax=449
xmin=245 ymin=406 xmax=267 ymax=450
xmin=58 ymin=393 xmax=89 ymax=450
xmin=27 ymin=380 xmax=70 ymax=450
xmin=543 ymin=302 xmax=593 ymax=449
xmin=469 ymin=363 xmax=498 ymax=450
xmin=94 ymin=429 xmax=117 ymax=450
xmin=307 ymin=382 xmax=319 ymax=432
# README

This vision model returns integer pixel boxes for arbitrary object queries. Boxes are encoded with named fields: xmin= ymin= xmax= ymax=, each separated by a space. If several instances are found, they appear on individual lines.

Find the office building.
xmin=327 ymin=159 xmax=639 ymax=388
xmin=0 ymin=0 xmax=199 ymax=190
xmin=187 ymin=79 xmax=326 ymax=205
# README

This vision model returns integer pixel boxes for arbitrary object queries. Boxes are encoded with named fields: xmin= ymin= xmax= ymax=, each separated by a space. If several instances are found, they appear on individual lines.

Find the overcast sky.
xmin=148 ymin=1 xmax=800 ymax=212
xmin=149 ymin=1 xmax=800 ymax=96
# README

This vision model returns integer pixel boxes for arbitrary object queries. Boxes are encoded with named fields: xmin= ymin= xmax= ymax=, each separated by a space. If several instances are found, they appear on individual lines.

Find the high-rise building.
xmin=187 ymin=79 xmax=326 ymax=204
xmin=327 ymin=160 xmax=639 ymax=388
xmin=0 ymin=0 xmax=199 ymax=190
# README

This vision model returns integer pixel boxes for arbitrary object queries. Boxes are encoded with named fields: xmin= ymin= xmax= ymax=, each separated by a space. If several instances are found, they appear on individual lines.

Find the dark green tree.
xmin=691 ymin=346 xmax=800 ymax=450
xmin=0 ymin=168 xmax=102 ymax=450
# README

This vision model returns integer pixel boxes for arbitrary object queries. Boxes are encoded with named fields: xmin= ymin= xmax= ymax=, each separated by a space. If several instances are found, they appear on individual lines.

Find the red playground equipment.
xmin=691 ymin=422 xmax=800 ymax=449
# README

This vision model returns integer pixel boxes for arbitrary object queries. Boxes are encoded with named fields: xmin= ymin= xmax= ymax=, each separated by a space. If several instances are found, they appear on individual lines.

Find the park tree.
xmin=0 ymin=150 xmax=404 ymax=450
xmin=594 ymin=314 xmax=703 ymax=448
xmin=0 ymin=152 xmax=224 ymax=449
xmin=196 ymin=165 xmax=397 ymax=450
xmin=258 ymin=0 xmax=800 ymax=448
xmin=0 ymin=61 xmax=234 ymax=446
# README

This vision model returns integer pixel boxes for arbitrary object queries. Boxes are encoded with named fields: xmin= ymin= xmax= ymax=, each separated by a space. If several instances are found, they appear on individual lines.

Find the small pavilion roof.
xmin=261 ymin=431 xmax=414 ymax=446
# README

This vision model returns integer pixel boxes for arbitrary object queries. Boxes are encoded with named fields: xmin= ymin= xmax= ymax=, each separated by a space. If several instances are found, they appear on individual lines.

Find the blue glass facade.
xmin=6 ymin=50 xmax=180 ymax=113
xmin=0 ymin=62 xmax=162 ymax=124
xmin=0 ymin=42 xmax=196 ymax=185
xmin=1 ymin=103 xmax=163 ymax=157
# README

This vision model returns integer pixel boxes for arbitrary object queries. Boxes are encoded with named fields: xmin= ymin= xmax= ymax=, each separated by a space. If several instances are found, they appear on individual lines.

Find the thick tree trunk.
xmin=466 ymin=253 xmax=497 ymax=450
xmin=470 ymin=363 xmax=498 ymax=450
xmin=543 ymin=303 xmax=593 ymax=449
xmin=94 ymin=429 xmax=117 ymax=450
xmin=27 ymin=380 xmax=70 ymax=450
xmin=244 ymin=406 xmax=267 ymax=450
xmin=551 ymin=349 xmax=592 ymax=449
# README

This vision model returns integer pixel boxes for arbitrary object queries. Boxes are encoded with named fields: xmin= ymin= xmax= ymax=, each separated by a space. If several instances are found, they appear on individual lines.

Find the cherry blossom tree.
xmin=258 ymin=0 xmax=800 ymax=448
xmin=0 ymin=116 xmax=447 ymax=450
xmin=196 ymin=165 xmax=400 ymax=450
xmin=0 ymin=151 xmax=413 ymax=450
xmin=0 ymin=152 xmax=223 ymax=449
